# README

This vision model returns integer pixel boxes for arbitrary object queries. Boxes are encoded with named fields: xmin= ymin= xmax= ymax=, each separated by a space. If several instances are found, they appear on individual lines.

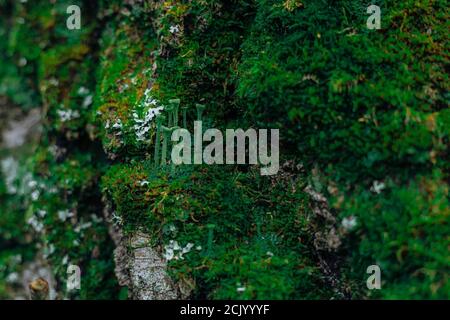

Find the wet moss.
xmin=1 ymin=0 xmax=448 ymax=300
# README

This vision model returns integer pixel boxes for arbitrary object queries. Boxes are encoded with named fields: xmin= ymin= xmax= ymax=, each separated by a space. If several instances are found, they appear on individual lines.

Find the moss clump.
xmin=338 ymin=171 xmax=449 ymax=299
xmin=0 ymin=0 xmax=120 ymax=299
xmin=25 ymin=143 xmax=119 ymax=299
xmin=1 ymin=0 xmax=448 ymax=300
xmin=102 ymin=163 xmax=338 ymax=299
xmin=235 ymin=0 xmax=449 ymax=298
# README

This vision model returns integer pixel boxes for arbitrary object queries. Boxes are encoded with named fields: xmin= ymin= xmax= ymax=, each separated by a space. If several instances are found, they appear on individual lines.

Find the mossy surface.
xmin=102 ymin=163 xmax=337 ymax=299
xmin=0 ymin=0 xmax=448 ymax=299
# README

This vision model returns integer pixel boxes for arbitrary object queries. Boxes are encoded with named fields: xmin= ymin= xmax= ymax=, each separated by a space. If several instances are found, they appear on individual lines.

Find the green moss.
xmin=102 ymin=163 xmax=337 ymax=299
xmin=235 ymin=0 xmax=449 ymax=298
xmin=25 ymin=145 xmax=119 ymax=299
xmin=338 ymin=170 xmax=449 ymax=299
xmin=1 ymin=0 xmax=448 ymax=300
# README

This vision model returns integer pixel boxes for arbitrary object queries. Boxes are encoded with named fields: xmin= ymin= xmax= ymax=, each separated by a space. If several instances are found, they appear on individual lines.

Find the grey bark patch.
xmin=128 ymin=232 xmax=179 ymax=300
xmin=103 ymin=201 xmax=184 ymax=300
xmin=2 ymin=108 xmax=41 ymax=148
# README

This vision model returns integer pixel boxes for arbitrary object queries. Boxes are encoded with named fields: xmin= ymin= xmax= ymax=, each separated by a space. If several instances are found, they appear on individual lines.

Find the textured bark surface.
xmin=103 ymin=201 xmax=181 ymax=300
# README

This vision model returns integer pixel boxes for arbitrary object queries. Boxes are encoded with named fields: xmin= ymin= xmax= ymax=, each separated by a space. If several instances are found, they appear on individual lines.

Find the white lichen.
xmin=1 ymin=156 xmax=18 ymax=194
xmin=342 ymin=216 xmax=358 ymax=231
xmin=77 ymin=87 xmax=89 ymax=95
xmin=371 ymin=180 xmax=386 ymax=194
xmin=163 ymin=240 xmax=196 ymax=261
xmin=57 ymin=209 xmax=74 ymax=222
xmin=82 ymin=95 xmax=93 ymax=108
xmin=57 ymin=109 xmax=80 ymax=122
xmin=169 ymin=25 xmax=180 ymax=34
xmin=27 ymin=215 xmax=44 ymax=233
xmin=132 ymin=89 xmax=164 ymax=142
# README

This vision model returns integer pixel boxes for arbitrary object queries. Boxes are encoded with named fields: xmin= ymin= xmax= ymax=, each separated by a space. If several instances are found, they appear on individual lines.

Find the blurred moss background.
xmin=0 ymin=0 xmax=448 ymax=299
